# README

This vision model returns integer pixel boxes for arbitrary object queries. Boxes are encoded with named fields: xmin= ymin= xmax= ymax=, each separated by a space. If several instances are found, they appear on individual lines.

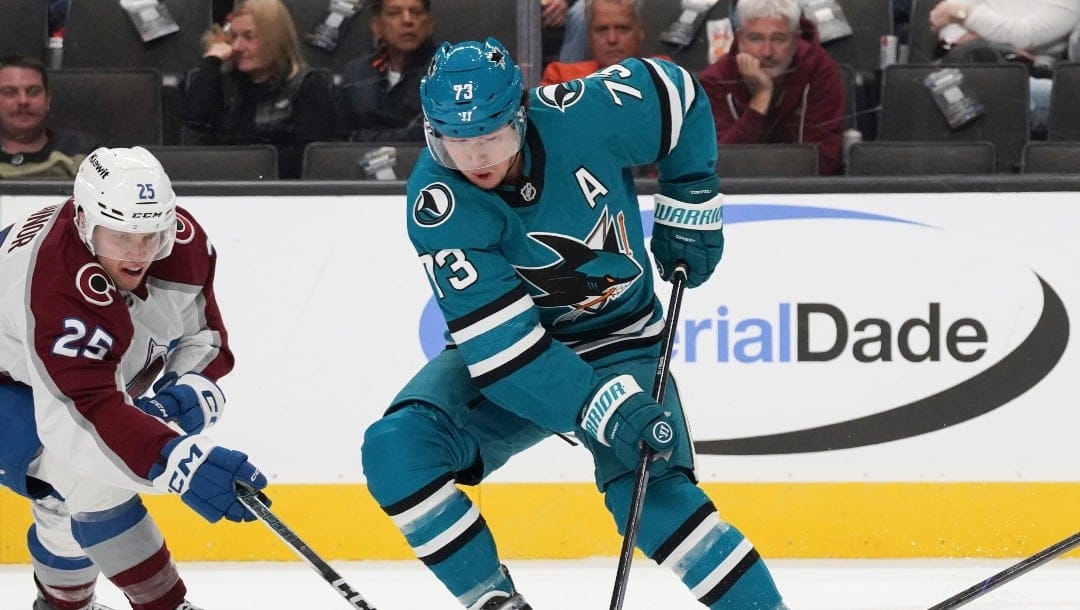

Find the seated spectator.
xmin=0 ymin=54 xmax=99 ymax=180
xmin=699 ymin=0 xmax=846 ymax=175
xmin=541 ymin=0 xmax=660 ymax=85
xmin=929 ymin=0 xmax=1080 ymax=136
xmin=182 ymin=0 xmax=335 ymax=179
xmin=335 ymin=0 xmax=435 ymax=143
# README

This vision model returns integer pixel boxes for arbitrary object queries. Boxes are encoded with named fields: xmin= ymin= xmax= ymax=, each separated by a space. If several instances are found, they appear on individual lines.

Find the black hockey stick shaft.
xmin=609 ymin=263 xmax=688 ymax=610
xmin=236 ymin=485 xmax=378 ymax=610
xmin=926 ymin=530 xmax=1080 ymax=610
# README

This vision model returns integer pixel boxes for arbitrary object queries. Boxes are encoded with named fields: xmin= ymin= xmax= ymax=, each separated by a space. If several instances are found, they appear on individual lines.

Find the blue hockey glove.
xmin=579 ymin=375 xmax=677 ymax=474
xmin=150 ymin=435 xmax=267 ymax=523
xmin=135 ymin=372 xmax=225 ymax=434
xmin=650 ymin=189 xmax=725 ymax=289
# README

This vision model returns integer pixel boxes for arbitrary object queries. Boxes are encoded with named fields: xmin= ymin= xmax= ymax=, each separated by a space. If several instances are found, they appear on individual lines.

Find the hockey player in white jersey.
xmin=361 ymin=38 xmax=788 ymax=609
xmin=0 ymin=147 xmax=267 ymax=610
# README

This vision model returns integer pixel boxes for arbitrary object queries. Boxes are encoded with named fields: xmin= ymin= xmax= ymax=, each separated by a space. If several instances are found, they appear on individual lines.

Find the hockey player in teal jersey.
xmin=361 ymin=37 xmax=788 ymax=610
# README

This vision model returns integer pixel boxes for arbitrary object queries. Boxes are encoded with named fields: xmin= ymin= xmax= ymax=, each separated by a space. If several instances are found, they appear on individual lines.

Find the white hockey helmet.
xmin=73 ymin=146 xmax=177 ymax=263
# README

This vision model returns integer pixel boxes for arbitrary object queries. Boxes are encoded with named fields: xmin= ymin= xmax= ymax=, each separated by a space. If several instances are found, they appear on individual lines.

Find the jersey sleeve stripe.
xmin=446 ymin=284 xmax=530 ymax=333
xmin=472 ymin=332 xmax=552 ymax=388
xmin=449 ymin=292 xmax=534 ymax=344
xmin=466 ymin=324 xmax=548 ymax=378
xmin=642 ymin=58 xmax=688 ymax=158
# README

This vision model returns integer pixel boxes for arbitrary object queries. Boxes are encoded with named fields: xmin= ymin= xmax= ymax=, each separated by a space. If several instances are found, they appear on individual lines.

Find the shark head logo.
xmin=516 ymin=208 xmax=641 ymax=325
xmin=536 ymin=80 xmax=585 ymax=112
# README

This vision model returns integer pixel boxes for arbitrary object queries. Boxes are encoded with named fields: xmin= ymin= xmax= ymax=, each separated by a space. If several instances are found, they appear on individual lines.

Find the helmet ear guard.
xmin=73 ymin=146 xmax=178 ymax=262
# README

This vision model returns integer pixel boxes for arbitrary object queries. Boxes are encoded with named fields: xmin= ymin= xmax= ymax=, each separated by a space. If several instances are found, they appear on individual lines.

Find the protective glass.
xmin=426 ymin=121 xmax=523 ymax=171
xmin=90 ymin=224 xmax=176 ymax=263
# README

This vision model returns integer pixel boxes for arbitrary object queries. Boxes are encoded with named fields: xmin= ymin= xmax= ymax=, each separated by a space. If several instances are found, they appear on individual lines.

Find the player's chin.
xmin=463 ymin=169 xmax=502 ymax=189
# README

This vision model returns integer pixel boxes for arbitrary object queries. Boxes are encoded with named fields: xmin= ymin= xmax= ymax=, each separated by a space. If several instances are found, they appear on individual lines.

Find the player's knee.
xmin=361 ymin=404 xmax=455 ymax=490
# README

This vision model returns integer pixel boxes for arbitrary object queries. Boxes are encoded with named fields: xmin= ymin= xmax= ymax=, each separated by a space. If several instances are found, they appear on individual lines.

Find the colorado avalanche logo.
xmin=413 ymin=183 xmax=455 ymax=228
xmin=75 ymin=262 xmax=116 ymax=307
xmin=536 ymin=80 xmax=585 ymax=112
xmin=174 ymin=212 xmax=194 ymax=245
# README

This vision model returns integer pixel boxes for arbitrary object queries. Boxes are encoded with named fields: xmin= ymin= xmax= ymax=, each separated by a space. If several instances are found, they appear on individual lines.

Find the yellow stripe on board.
xmin=2 ymin=482 xmax=1079 ymax=563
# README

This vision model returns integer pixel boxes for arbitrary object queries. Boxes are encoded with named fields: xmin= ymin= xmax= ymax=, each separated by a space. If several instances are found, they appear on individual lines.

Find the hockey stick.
xmin=609 ymin=263 xmax=689 ymax=610
xmin=235 ymin=485 xmax=379 ymax=610
xmin=926 ymin=530 xmax=1080 ymax=609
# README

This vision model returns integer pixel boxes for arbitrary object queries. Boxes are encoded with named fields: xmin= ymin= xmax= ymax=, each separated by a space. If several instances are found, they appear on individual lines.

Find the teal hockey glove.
xmin=579 ymin=375 xmax=677 ymax=474
xmin=650 ymin=191 xmax=724 ymax=289
xmin=135 ymin=372 xmax=225 ymax=434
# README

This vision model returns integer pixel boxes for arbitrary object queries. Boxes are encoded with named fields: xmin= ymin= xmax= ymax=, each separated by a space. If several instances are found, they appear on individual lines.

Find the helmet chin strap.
xmin=503 ymin=150 xmax=524 ymax=184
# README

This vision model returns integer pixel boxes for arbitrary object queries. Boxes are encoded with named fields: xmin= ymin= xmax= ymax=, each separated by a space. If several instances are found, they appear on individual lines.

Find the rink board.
xmin=1 ymin=191 xmax=1078 ymax=562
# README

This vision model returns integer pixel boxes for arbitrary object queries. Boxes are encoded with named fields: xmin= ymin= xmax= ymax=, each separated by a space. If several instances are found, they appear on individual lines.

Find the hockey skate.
xmin=478 ymin=592 xmax=532 ymax=610
xmin=33 ymin=598 xmax=117 ymax=610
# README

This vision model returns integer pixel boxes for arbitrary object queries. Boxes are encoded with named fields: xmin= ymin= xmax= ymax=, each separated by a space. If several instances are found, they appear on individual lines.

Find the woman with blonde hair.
xmin=182 ymin=0 xmax=335 ymax=178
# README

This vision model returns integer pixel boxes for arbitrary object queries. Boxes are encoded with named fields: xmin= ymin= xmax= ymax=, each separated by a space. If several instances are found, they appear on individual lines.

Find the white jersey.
xmin=0 ymin=200 xmax=232 ymax=491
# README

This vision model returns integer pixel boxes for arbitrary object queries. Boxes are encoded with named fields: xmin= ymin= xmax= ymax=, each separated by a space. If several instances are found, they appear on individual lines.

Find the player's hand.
xmin=150 ymin=435 xmax=267 ymax=523
xmin=579 ymin=375 xmax=677 ymax=474
xmin=650 ymin=189 xmax=724 ymax=288
xmin=135 ymin=372 xmax=224 ymax=434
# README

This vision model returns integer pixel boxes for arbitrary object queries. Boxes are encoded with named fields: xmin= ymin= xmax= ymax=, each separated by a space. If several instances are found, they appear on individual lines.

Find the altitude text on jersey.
xmin=682 ymin=302 xmax=986 ymax=364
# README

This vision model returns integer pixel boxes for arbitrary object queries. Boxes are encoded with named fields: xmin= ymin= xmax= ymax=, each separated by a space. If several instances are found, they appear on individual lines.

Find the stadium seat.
xmin=1047 ymin=62 xmax=1080 ymax=141
xmin=877 ymin=63 xmax=1029 ymax=173
xmin=0 ymin=1 xmax=48 ymax=62
xmin=837 ymin=62 xmax=859 ymax=130
xmin=716 ymin=143 xmax=819 ymax=177
xmin=906 ymin=0 xmax=940 ymax=64
xmin=62 ymin=0 xmax=212 ymax=77
xmin=1021 ymin=142 xmax=1080 ymax=174
xmin=817 ymin=0 xmax=895 ymax=77
xmin=641 ymin=0 xmax=732 ymax=73
xmin=301 ymin=142 xmax=425 ymax=180
xmin=48 ymin=69 xmax=163 ymax=147
xmin=846 ymin=141 xmax=996 ymax=175
xmin=145 ymin=145 xmax=280 ymax=181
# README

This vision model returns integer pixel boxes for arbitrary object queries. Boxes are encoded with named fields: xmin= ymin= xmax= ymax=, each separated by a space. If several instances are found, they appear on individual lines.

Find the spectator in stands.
xmin=182 ymin=0 xmax=335 ymax=179
xmin=928 ymin=0 xmax=1080 ymax=135
xmin=541 ymin=0 xmax=575 ymax=66
xmin=541 ymin=0 xmax=654 ymax=85
xmin=557 ymin=0 xmax=589 ymax=62
xmin=699 ymin=0 xmax=846 ymax=175
xmin=335 ymin=0 xmax=435 ymax=143
xmin=0 ymin=54 xmax=99 ymax=180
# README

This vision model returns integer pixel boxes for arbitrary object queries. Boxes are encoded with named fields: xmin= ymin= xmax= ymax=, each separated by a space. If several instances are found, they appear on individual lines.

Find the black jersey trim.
xmin=642 ymin=60 xmax=673 ymax=165
xmin=473 ymin=332 xmax=553 ymax=388
xmin=698 ymin=548 xmax=762 ymax=606
xmin=447 ymin=284 xmax=530 ymax=334
xmin=381 ymin=473 xmax=455 ymax=516
xmin=652 ymin=501 xmax=715 ymax=563
xmin=418 ymin=515 xmax=488 ymax=566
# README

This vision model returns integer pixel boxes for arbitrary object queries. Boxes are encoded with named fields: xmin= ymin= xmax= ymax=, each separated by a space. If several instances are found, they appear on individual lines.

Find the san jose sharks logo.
xmin=536 ymin=80 xmax=585 ymax=112
xmin=516 ymin=208 xmax=642 ymax=325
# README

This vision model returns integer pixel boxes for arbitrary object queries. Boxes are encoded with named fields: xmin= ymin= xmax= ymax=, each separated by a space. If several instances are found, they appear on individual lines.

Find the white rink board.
xmin=2 ymin=192 xmax=1077 ymax=485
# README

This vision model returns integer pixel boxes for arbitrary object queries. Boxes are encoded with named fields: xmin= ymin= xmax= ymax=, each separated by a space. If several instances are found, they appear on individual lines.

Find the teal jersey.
xmin=405 ymin=57 xmax=718 ymax=435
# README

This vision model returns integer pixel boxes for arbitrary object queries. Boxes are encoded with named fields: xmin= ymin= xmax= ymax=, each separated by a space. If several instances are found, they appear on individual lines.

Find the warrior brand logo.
xmin=7 ymin=205 xmax=56 ymax=253
xmin=536 ymin=80 xmax=585 ymax=112
xmin=76 ymin=263 xmax=116 ymax=307
xmin=88 ymin=153 xmax=110 ymax=179
xmin=650 ymin=421 xmax=674 ymax=445
xmin=581 ymin=375 xmax=640 ymax=443
xmin=413 ymin=182 xmax=455 ymax=227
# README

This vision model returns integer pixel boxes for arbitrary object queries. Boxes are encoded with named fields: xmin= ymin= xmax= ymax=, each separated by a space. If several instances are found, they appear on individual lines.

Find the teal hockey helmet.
xmin=420 ymin=37 xmax=527 ymax=170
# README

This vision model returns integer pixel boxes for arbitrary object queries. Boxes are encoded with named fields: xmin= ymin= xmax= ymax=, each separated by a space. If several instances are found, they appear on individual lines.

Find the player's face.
xmin=372 ymin=0 xmax=433 ymax=55
xmin=0 ymin=66 xmax=50 ymax=141
xmin=91 ymin=225 xmax=167 ymax=291
xmin=229 ymin=15 xmax=271 ymax=82
xmin=459 ymin=151 xmax=521 ymax=190
xmin=737 ymin=17 xmax=799 ymax=79
xmin=436 ymin=121 xmax=522 ymax=172
xmin=587 ymin=0 xmax=645 ymax=69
